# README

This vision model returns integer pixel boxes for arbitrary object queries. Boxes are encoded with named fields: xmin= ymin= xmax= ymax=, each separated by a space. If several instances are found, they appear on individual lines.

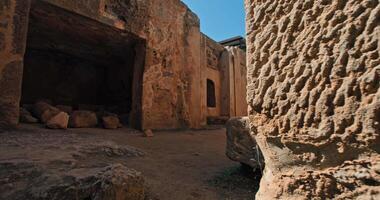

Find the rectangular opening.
xmin=21 ymin=1 xmax=146 ymax=129
xmin=207 ymin=79 xmax=216 ymax=108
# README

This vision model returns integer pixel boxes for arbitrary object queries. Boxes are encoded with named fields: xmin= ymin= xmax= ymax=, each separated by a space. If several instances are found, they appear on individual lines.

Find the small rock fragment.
xmin=46 ymin=112 xmax=69 ymax=129
xmin=143 ymin=129 xmax=154 ymax=137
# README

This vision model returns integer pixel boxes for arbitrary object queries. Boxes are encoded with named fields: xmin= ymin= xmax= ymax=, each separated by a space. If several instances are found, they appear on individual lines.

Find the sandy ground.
xmin=0 ymin=124 xmax=259 ymax=200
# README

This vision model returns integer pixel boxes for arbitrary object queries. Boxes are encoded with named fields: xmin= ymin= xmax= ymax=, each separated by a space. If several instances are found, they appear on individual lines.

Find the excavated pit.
xmin=21 ymin=1 xmax=146 ymax=128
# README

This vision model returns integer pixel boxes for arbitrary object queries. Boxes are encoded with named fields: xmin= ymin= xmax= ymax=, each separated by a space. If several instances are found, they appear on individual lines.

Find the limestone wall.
xmin=245 ymin=0 xmax=380 ymax=199
xmin=0 ymin=0 xmax=247 ymax=130
xmin=226 ymin=47 xmax=248 ymax=117
xmin=199 ymin=34 xmax=248 ymax=125
xmin=200 ymin=34 xmax=225 ymax=122
xmin=0 ymin=0 xmax=202 ymax=130
xmin=45 ymin=0 xmax=202 ymax=130
xmin=0 ymin=0 xmax=30 ymax=129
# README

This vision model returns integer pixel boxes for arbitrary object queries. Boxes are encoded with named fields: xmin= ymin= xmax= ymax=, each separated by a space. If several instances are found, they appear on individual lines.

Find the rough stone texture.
xmin=69 ymin=110 xmax=98 ymax=128
xmin=46 ymin=111 xmax=69 ymax=129
xmin=31 ymin=164 xmax=145 ymax=200
xmin=102 ymin=115 xmax=120 ymax=129
xmin=0 ymin=127 xmax=146 ymax=200
xmin=245 ymin=0 xmax=380 ymax=199
xmin=226 ymin=47 xmax=248 ymax=117
xmin=0 ymin=0 xmax=31 ymax=129
xmin=226 ymin=117 xmax=264 ymax=170
xmin=199 ymin=35 xmax=248 ymax=126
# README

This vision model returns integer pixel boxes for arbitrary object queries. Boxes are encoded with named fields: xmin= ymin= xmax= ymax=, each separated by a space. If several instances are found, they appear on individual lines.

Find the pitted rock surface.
xmin=245 ymin=0 xmax=380 ymax=199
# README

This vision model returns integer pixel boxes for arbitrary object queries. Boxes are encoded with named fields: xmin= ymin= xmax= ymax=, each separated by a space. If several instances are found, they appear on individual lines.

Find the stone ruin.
xmin=244 ymin=0 xmax=380 ymax=199
xmin=1 ymin=0 xmax=379 ymax=199
xmin=0 ymin=0 xmax=247 ymax=131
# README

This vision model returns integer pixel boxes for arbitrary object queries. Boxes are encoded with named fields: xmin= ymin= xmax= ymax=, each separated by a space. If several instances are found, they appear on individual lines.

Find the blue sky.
xmin=181 ymin=0 xmax=246 ymax=42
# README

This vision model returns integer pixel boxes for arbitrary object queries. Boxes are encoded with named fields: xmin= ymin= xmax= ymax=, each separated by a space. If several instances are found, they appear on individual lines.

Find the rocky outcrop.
xmin=34 ymin=164 xmax=145 ymax=200
xmin=245 ymin=0 xmax=380 ymax=199
xmin=0 ymin=127 xmax=146 ymax=200
xmin=1 ymin=162 xmax=145 ymax=200
xmin=226 ymin=117 xmax=264 ymax=171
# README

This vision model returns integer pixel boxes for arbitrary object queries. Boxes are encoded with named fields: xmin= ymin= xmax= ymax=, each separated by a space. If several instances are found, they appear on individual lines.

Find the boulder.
xmin=88 ymin=164 xmax=145 ymax=200
xmin=142 ymin=129 xmax=154 ymax=137
xmin=46 ymin=112 xmax=69 ymax=129
xmin=226 ymin=117 xmax=264 ymax=170
xmin=19 ymin=107 xmax=38 ymax=123
xmin=56 ymin=105 xmax=73 ymax=114
xmin=33 ymin=101 xmax=61 ymax=123
xmin=102 ymin=115 xmax=120 ymax=129
xmin=69 ymin=110 xmax=98 ymax=128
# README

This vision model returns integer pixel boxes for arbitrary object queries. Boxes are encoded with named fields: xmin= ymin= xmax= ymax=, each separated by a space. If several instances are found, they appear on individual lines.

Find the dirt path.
xmin=0 ymin=125 xmax=259 ymax=200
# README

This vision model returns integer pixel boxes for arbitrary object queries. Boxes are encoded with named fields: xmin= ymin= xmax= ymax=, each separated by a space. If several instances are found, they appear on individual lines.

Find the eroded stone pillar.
xmin=245 ymin=0 xmax=380 ymax=199
xmin=0 ymin=0 xmax=31 ymax=129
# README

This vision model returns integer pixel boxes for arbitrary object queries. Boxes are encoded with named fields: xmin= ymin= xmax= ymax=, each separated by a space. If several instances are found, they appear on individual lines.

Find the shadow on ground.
xmin=208 ymin=165 xmax=261 ymax=200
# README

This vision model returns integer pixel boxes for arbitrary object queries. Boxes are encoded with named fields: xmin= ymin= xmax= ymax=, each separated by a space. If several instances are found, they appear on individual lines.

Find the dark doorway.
xmin=21 ymin=1 xmax=146 ymax=129
xmin=207 ymin=79 xmax=216 ymax=108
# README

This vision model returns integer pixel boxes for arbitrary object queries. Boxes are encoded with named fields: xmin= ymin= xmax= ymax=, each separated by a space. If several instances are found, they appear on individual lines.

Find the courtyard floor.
xmin=0 ymin=124 xmax=260 ymax=200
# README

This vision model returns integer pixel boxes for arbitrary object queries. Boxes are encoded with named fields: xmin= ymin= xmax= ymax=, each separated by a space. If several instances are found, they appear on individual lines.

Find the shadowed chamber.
xmin=207 ymin=79 xmax=216 ymax=108
xmin=21 ymin=2 xmax=145 ymax=128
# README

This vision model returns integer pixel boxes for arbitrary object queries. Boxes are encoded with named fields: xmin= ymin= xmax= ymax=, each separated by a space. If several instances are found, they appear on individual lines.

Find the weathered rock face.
xmin=0 ymin=127 xmax=146 ymax=200
xmin=0 ymin=0 xmax=31 ymax=129
xmin=225 ymin=117 xmax=264 ymax=170
xmin=245 ymin=0 xmax=380 ymax=199
xmin=33 ymin=164 xmax=146 ymax=200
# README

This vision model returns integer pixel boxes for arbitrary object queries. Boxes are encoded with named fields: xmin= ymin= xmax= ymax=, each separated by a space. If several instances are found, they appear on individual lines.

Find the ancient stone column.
xmin=245 ymin=0 xmax=380 ymax=199
xmin=0 ymin=0 xmax=31 ymax=129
